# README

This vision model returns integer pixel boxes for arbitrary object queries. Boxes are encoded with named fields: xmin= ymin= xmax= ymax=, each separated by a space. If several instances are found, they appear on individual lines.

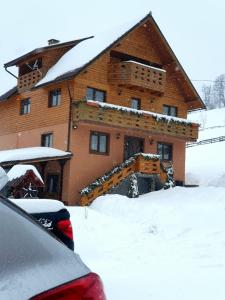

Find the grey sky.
xmin=1 ymin=0 xmax=225 ymax=96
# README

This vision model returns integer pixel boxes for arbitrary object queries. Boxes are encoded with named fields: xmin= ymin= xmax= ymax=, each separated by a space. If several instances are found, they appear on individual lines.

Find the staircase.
xmin=80 ymin=153 xmax=169 ymax=206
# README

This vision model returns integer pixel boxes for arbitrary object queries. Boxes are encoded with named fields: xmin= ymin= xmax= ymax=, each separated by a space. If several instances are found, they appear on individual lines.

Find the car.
xmin=10 ymin=198 xmax=75 ymax=250
xmin=0 ymin=168 xmax=106 ymax=299
xmin=0 ymin=166 xmax=74 ymax=250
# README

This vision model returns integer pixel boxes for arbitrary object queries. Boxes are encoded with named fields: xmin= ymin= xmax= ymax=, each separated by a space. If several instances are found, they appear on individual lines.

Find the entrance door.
xmin=124 ymin=136 xmax=144 ymax=160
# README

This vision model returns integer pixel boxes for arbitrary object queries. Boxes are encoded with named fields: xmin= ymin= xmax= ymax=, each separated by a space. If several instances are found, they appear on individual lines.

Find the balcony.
xmin=72 ymin=100 xmax=199 ymax=141
xmin=108 ymin=61 xmax=166 ymax=94
xmin=18 ymin=69 xmax=43 ymax=93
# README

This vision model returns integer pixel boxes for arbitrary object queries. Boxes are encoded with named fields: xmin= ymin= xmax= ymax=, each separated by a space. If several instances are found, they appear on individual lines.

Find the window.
xmin=49 ymin=89 xmax=61 ymax=107
xmin=86 ymin=87 xmax=106 ymax=102
xmin=131 ymin=98 xmax=141 ymax=110
xmin=163 ymin=105 xmax=177 ymax=117
xmin=20 ymin=98 xmax=31 ymax=115
xmin=90 ymin=131 xmax=109 ymax=154
xmin=157 ymin=142 xmax=173 ymax=161
xmin=46 ymin=174 xmax=59 ymax=193
xmin=41 ymin=133 xmax=53 ymax=147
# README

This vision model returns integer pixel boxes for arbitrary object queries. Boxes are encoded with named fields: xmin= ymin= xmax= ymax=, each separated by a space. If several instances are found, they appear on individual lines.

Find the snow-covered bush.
xmin=127 ymin=174 xmax=139 ymax=198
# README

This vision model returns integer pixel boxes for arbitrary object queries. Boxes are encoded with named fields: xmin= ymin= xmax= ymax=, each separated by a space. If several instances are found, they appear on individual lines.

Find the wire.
xmin=191 ymin=79 xmax=225 ymax=83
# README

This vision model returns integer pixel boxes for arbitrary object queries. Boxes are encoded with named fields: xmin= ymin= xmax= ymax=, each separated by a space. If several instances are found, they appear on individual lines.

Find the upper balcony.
xmin=18 ymin=69 xmax=43 ymax=93
xmin=108 ymin=60 xmax=166 ymax=94
xmin=72 ymin=100 xmax=199 ymax=142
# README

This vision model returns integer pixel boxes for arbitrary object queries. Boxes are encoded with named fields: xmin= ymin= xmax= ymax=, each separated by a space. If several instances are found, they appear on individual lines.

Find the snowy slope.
xmin=186 ymin=108 xmax=225 ymax=186
xmin=69 ymin=187 xmax=225 ymax=300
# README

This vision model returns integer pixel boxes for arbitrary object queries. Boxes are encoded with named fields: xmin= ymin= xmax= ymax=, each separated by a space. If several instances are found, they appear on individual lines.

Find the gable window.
xmin=157 ymin=142 xmax=173 ymax=161
xmin=86 ymin=87 xmax=106 ymax=102
xmin=49 ymin=89 xmax=61 ymax=107
xmin=46 ymin=174 xmax=59 ymax=194
xmin=41 ymin=133 xmax=53 ymax=147
xmin=163 ymin=105 xmax=177 ymax=117
xmin=90 ymin=131 xmax=109 ymax=154
xmin=131 ymin=98 xmax=141 ymax=110
xmin=19 ymin=58 xmax=42 ymax=76
xmin=20 ymin=98 xmax=31 ymax=115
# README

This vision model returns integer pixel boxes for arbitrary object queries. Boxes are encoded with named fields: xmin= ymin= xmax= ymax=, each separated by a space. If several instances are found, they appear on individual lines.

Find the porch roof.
xmin=0 ymin=147 xmax=72 ymax=167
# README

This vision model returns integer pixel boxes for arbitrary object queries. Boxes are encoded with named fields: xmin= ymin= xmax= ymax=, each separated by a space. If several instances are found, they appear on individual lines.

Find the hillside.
xmin=186 ymin=107 xmax=225 ymax=186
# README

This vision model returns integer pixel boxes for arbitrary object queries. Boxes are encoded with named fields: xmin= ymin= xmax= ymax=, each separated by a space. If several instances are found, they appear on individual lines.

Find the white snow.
xmin=186 ymin=107 xmax=225 ymax=186
xmin=0 ymin=147 xmax=71 ymax=164
xmin=0 ymin=166 xmax=8 ymax=190
xmin=37 ymin=14 xmax=149 ymax=86
xmin=125 ymin=60 xmax=166 ymax=72
xmin=69 ymin=187 xmax=225 ymax=300
xmin=7 ymin=164 xmax=43 ymax=183
xmin=10 ymin=198 xmax=64 ymax=213
xmin=87 ymin=100 xmax=195 ymax=125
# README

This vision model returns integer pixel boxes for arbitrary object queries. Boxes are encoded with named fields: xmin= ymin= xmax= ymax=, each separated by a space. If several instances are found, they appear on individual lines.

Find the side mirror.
xmin=0 ymin=167 xmax=8 ymax=191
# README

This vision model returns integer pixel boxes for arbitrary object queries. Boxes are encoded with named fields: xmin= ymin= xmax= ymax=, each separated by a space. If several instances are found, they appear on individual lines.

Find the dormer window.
xmin=19 ymin=58 xmax=42 ymax=76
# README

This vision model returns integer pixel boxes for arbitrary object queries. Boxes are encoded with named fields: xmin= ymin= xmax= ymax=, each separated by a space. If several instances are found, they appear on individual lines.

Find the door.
xmin=124 ymin=136 xmax=144 ymax=160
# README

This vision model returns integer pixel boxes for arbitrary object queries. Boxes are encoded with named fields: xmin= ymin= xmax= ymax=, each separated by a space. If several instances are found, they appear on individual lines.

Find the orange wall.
xmin=65 ymin=123 xmax=185 ymax=205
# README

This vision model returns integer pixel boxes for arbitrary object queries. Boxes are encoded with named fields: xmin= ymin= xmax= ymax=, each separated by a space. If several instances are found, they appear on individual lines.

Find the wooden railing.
xmin=80 ymin=153 xmax=168 ymax=206
xmin=108 ymin=61 xmax=166 ymax=94
xmin=72 ymin=101 xmax=199 ymax=141
xmin=18 ymin=69 xmax=43 ymax=92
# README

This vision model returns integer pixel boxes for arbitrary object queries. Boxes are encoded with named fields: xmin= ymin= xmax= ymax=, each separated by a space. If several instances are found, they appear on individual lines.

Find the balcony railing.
xmin=108 ymin=61 xmax=166 ymax=94
xmin=72 ymin=100 xmax=199 ymax=141
xmin=18 ymin=69 xmax=43 ymax=92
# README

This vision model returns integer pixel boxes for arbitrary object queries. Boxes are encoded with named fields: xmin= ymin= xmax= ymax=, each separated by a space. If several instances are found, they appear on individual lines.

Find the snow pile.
xmin=10 ymin=198 xmax=64 ymax=213
xmin=69 ymin=187 xmax=225 ymax=300
xmin=0 ymin=147 xmax=71 ymax=164
xmin=7 ymin=164 xmax=43 ymax=183
xmin=186 ymin=107 xmax=225 ymax=186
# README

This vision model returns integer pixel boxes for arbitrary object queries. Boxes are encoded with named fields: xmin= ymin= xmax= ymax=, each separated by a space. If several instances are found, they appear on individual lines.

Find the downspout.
xmin=66 ymin=80 xmax=73 ymax=152
xmin=4 ymin=67 xmax=18 ymax=79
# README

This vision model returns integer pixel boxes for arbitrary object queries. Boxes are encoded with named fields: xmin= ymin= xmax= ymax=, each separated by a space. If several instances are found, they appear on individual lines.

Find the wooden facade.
xmin=0 ymin=14 xmax=205 ymax=205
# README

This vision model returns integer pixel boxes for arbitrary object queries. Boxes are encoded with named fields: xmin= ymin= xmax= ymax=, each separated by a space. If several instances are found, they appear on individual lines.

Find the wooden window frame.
xmin=163 ymin=105 xmax=178 ymax=117
xmin=20 ymin=98 xmax=31 ymax=115
xmin=86 ymin=87 xmax=106 ymax=102
xmin=89 ymin=131 xmax=110 ymax=155
xmin=131 ymin=98 xmax=141 ymax=110
xmin=157 ymin=142 xmax=173 ymax=161
xmin=41 ymin=132 xmax=53 ymax=147
xmin=48 ymin=88 xmax=61 ymax=107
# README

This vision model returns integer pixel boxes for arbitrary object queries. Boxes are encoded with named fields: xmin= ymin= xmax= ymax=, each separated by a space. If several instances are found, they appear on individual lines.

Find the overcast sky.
xmin=1 ymin=0 xmax=225 ymax=96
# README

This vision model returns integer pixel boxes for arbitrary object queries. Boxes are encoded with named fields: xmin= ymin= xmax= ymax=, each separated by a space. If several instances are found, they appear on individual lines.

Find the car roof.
xmin=0 ymin=196 xmax=90 ymax=299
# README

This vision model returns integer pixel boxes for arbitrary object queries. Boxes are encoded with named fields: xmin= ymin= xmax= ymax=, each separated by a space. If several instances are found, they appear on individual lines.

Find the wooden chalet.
xmin=0 ymin=13 xmax=205 ymax=205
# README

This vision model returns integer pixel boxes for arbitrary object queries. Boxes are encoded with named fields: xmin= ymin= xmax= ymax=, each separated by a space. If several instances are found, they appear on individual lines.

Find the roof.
xmin=0 ymin=147 xmax=72 ymax=166
xmin=34 ymin=12 xmax=205 ymax=110
xmin=7 ymin=164 xmax=43 ymax=184
xmin=4 ymin=37 xmax=93 ymax=68
xmin=0 ymin=86 xmax=17 ymax=102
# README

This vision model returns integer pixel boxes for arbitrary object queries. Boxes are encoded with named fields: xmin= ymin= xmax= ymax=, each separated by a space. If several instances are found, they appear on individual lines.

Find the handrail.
xmin=186 ymin=135 xmax=225 ymax=148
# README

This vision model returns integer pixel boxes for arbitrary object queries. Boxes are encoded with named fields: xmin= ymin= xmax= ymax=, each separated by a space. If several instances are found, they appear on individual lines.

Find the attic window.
xmin=19 ymin=58 xmax=42 ymax=76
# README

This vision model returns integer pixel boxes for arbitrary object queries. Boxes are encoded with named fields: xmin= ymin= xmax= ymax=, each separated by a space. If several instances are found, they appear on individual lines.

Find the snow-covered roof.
xmin=0 ymin=147 xmax=71 ymax=165
xmin=7 ymin=164 xmax=43 ymax=183
xmin=87 ymin=100 xmax=198 ymax=126
xmin=37 ymin=13 xmax=150 ymax=87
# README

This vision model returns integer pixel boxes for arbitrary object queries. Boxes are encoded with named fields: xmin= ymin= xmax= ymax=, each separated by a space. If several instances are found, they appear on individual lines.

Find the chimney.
xmin=48 ymin=39 xmax=60 ymax=46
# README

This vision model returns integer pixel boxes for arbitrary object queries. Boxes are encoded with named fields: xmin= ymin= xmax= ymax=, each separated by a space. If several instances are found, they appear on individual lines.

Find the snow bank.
xmin=69 ymin=187 xmax=225 ymax=300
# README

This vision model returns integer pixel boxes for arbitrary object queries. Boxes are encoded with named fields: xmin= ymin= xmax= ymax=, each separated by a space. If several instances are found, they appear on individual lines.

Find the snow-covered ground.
xmin=186 ymin=108 xmax=225 ymax=186
xmin=67 ymin=107 xmax=225 ymax=299
xmin=69 ymin=188 xmax=225 ymax=300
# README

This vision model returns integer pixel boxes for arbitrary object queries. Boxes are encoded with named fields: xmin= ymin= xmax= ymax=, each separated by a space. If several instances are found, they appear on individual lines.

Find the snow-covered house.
xmin=0 ymin=13 xmax=205 ymax=205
